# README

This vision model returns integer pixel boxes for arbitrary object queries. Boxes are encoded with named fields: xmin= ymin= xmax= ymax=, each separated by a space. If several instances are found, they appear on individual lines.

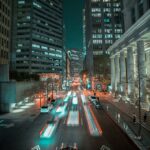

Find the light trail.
xmin=82 ymin=93 xmax=102 ymax=136
xmin=67 ymin=111 xmax=79 ymax=126
xmin=40 ymin=122 xmax=58 ymax=138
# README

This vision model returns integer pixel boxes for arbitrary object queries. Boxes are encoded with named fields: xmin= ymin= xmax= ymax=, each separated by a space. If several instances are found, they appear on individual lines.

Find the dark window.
xmin=131 ymin=7 xmax=136 ymax=24
xmin=138 ymin=0 xmax=144 ymax=17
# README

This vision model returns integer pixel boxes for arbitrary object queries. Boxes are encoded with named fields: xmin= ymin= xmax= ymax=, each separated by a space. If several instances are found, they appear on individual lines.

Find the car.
xmin=40 ymin=105 xmax=53 ymax=113
xmin=88 ymin=96 xmax=97 ymax=102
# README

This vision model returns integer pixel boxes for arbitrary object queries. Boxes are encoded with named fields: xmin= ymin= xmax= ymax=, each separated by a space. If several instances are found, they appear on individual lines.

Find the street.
xmin=0 ymin=90 xmax=138 ymax=150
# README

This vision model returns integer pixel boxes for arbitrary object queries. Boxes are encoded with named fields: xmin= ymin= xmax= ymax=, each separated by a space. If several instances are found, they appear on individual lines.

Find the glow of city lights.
xmin=40 ymin=123 xmax=57 ymax=138
xmin=83 ymin=105 xmax=102 ymax=136
xmin=67 ymin=111 xmax=79 ymax=126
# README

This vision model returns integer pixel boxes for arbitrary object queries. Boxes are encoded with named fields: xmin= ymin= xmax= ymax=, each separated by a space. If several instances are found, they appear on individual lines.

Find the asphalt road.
xmin=0 ymin=90 xmax=139 ymax=150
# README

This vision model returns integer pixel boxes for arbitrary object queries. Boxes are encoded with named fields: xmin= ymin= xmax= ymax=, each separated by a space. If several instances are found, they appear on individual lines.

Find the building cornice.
xmin=108 ymin=9 xmax=150 ymax=53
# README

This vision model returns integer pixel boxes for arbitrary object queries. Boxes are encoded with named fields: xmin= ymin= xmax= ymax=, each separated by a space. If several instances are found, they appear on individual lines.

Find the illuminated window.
xmin=33 ymin=2 xmax=42 ymax=8
xmin=41 ymin=46 xmax=48 ymax=50
xmin=26 ymin=16 xmax=31 ymax=20
xmin=32 ymin=44 xmax=40 ymax=48
xmin=18 ymin=43 xmax=23 ymax=47
xmin=105 ymin=34 xmax=113 ymax=38
xmin=16 ymin=49 xmax=21 ymax=52
xmin=103 ymin=0 xmax=110 ymax=2
xmin=18 ymin=1 xmax=25 ymax=4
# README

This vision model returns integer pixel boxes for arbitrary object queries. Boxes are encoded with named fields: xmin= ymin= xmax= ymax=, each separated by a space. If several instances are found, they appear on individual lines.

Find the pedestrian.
xmin=133 ymin=113 xmax=136 ymax=123
xmin=144 ymin=113 xmax=147 ymax=122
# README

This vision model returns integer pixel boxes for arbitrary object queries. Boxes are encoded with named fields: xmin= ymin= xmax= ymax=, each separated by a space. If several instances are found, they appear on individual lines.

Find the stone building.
xmin=108 ymin=0 xmax=150 ymax=105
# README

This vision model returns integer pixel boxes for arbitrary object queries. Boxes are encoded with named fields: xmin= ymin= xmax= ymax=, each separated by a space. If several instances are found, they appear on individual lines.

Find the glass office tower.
xmin=11 ymin=0 xmax=64 ymax=74
xmin=85 ymin=0 xmax=124 ymax=78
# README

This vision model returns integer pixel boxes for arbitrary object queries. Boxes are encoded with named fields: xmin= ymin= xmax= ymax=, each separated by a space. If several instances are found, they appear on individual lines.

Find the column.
xmin=111 ymin=57 xmax=115 ymax=92
xmin=146 ymin=51 xmax=150 ymax=76
xmin=120 ymin=51 xmax=126 ymax=94
xmin=137 ymin=40 xmax=146 ymax=102
xmin=127 ymin=47 xmax=135 ymax=98
xmin=115 ymin=55 xmax=120 ymax=92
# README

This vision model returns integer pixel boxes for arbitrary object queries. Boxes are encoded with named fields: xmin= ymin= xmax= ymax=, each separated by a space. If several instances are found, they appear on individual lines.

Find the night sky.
xmin=63 ymin=0 xmax=85 ymax=49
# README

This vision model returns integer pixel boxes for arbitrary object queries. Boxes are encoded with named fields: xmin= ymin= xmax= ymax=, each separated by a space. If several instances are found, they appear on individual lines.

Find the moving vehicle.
xmin=40 ymin=105 xmax=53 ymax=113
xmin=40 ymin=120 xmax=58 ymax=138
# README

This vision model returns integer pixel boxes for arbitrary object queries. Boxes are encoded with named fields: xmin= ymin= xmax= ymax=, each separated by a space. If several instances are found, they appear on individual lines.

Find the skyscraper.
xmin=69 ymin=49 xmax=83 ymax=78
xmin=84 ymin=0 xmax=124 ymax=78
xmin=0 ymin=0 xmax=11 ymax=81
xmin=0 ymin=0 xmax=16 ymax=112
xmin=11 ymin=0 xmax=64 ymax=75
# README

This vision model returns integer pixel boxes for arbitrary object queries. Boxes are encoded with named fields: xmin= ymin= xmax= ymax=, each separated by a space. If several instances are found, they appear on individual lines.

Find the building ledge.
xmin=108 ymin=9 xmax=150 ymax=53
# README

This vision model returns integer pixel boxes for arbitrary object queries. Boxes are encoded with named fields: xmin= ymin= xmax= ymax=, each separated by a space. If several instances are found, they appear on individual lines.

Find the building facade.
xmin=0 ymin=0 xmax=17 ymax=112
xmin=0 ymin=0 xmax=11 ymax=81
xmin=84 ymin=0 xmax=124 ymax=78
xmin=69 ymin=49 xmax=83 ymax=78
xmin=108 ymin=0 xmax=150 ymax=105
xmin=11 ymin=0 xmax=64 ymax=75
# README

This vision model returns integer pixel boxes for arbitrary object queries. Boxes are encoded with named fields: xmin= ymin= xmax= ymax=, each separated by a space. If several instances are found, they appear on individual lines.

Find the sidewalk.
xmin=0 ymin=102 xmax=40 ymax=124
xmin=100 ymin=94 xmax=150 ymax=132
xmin=0 ymin=90 xmax=66 ymax=124
xmin=99 ymin=94 xmax=150 ymax=150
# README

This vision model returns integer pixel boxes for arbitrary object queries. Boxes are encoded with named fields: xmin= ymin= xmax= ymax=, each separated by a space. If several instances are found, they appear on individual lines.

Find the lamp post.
xmin=137 ymin=54 xmax=142 ymax=139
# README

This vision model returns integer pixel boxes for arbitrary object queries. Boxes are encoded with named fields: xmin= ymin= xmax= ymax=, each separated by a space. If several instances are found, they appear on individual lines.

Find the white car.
xmin=40 ymin=105 xmax=53 ymax=113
